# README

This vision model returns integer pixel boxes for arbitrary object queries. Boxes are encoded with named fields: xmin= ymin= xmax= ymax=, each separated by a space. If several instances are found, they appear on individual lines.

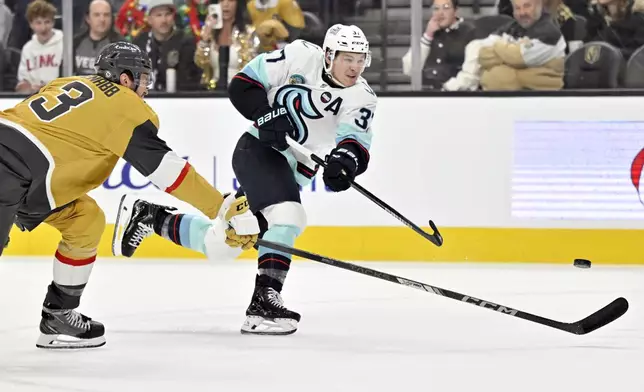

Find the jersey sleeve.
xmin=103 ymin=98 xmax=223 ymax=219
xmin=335 ymin=84 xmax=377 ymax=175
xmin=238 ymin=40 xmax=315 ymax=90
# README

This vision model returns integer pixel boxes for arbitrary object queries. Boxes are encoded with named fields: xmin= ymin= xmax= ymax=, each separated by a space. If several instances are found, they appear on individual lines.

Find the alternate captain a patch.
xmin=289 ymin=74 xmax=306 ymax=85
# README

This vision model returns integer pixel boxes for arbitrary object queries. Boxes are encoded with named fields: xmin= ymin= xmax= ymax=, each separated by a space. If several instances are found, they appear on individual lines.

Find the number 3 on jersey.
xmin=355 ymin=108 xmax=373 ymax=130
xmin=29 ymin=81 xmax=94 ymax=123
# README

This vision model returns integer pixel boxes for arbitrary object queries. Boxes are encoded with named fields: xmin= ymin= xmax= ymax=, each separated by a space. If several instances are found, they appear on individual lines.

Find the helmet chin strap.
xmin=324 ymin=51 xmax=347 ymax=88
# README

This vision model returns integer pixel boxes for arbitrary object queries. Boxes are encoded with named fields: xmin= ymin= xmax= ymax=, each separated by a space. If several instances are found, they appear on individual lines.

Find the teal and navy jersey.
xmin=238 ymin=39 xmax=377 ymax=186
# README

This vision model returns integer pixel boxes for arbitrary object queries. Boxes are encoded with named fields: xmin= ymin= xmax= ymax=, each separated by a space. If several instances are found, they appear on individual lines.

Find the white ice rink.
xmin=0 ymin=258 xmax=642 ymax=392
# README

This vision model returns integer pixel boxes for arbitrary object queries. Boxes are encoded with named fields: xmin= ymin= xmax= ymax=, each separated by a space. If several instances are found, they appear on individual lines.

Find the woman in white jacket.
xmin=16 ymin=0 xmax=63 ymax=94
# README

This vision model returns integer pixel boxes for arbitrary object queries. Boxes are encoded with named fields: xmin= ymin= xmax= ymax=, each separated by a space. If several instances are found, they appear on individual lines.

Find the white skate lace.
xmin=129 ymin=223 xmax=154 ymax=247
xmin=64 ymin=310 xmax=90 ymax=331
xmin=266 ymin=288 xmax=285 ymax=309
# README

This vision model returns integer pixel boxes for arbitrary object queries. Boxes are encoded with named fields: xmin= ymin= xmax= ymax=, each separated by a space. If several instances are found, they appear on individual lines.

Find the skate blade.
xmin=112 ymin=194 xmax=135 ymax=257
xmin=240 ymin=316 xmax=298 ymax=336
xmin=36 ymin=333 xmax=106 ymax=349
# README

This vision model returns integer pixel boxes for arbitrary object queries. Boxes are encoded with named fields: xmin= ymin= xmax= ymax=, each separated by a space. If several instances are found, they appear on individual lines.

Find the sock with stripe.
xmin=153 ymin=213 xmax=213 ymax=254
xmin=44 ymin=250 xmax=96 ymax=310
xmin=256 ymin=224 xmax=301 ymax=292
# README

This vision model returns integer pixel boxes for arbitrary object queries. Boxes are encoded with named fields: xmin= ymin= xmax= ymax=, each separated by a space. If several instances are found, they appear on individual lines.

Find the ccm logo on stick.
xmin=462 ymin=296 xmax=519 ymax=316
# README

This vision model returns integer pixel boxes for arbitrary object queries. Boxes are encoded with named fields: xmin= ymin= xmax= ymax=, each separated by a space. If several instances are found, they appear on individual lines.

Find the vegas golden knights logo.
xmin=584 ymin=45 xmax=601 ymax=65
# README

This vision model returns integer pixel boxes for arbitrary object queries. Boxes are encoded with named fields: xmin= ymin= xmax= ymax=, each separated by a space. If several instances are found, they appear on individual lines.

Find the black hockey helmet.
xmin=95 ymin=41 xmax=153 ymax=90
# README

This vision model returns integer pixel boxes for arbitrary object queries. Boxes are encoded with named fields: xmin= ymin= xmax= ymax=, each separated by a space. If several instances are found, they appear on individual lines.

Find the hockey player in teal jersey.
xmin=113 ymin=24 xmax=377 ymax=336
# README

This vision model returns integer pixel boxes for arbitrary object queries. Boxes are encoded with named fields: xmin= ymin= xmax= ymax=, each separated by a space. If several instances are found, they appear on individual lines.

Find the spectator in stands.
xmin=562 ymin=0 xmax=593 ymax=18
xmin=0 ymin=45 xmax=19 ymax=91
xmin=401 ymin=0 xmax=474 ymax=90
xmin=0 ymin=0 xmax=13 ymax=47
xmin=8 ymin=0 xmax=87 ymax=51
xmin=194 ymin=0 xmax=258 ymax=90
xmin=73 ymin=0 xmax=123 ymax=75
xmin=501 ymin=0 xmax=580 ymax=52
xmin=133 ymin=0 xmax=201 ymax=91
xmin=247 ymin=0 xmax=304 ymax=52
xmin=544 ymin=0 xmax=582 ymax=52
xmin=15 ymin=0 xmax=63 ymax=94
xmin=446 ymin=0 xmax=566 ymax=90
xmin=584 ymin=0 xmax=644 ymax=59
xmin=480 ymin=0 xmax=566 ymax=90
xmin=0 ymin=45 xmax=8 ymax=91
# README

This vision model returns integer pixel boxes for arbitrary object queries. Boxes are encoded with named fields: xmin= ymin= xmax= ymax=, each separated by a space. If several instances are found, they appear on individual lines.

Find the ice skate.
xmin=241 ymin=285 xmax=300 ymax=335
xmin=36 ymin=307 xmax=106 ymax=349
xmin=112 ymin=194 xmax=175 ymax=257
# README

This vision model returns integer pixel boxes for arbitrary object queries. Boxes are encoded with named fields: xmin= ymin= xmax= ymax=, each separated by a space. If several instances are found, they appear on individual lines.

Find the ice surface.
xmin=0 ymin=258 xmax=641 ymax=392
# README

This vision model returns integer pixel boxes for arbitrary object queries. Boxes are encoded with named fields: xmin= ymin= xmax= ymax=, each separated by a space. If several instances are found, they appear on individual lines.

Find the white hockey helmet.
xmin=322 ymin=24 xmax=371 ymax=80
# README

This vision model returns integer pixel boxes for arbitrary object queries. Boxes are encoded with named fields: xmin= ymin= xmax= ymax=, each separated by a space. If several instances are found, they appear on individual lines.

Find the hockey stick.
xmin=257 ymin=239 xmax=629 ymax=335
xmin=286 ymin=138 xmax=443 ymax=247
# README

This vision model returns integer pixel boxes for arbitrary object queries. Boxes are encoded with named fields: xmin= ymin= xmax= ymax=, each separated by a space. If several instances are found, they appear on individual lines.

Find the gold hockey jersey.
xmin=0 ymin=75 xmax=223 ymax=218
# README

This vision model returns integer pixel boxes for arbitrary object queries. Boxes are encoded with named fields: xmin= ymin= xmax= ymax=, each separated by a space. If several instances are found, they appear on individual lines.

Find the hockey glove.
xmin=254 ymin=105 xmax=294 ymax=151
xmin=323 ymin=146 xmax=359 ymax=192
xmin=219 ymin=194 xmax=260 ymax=250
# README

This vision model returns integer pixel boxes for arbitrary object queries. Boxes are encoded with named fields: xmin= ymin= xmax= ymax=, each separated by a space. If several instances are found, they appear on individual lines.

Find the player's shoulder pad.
xmin=285 ymin=39 xmax=324 ymax=60
xmin=122 ymin=90 xmax=160 ymax=130
xmin=349 ymin=78 xmax=378 ymax=107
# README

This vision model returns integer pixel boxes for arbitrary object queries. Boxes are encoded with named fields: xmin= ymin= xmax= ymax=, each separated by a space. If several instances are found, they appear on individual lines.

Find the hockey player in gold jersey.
xmin=0 ymin=41 xmax=259 ymax=349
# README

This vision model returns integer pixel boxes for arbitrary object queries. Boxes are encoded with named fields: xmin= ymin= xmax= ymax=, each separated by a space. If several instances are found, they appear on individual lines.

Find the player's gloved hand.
xmin=254 ymin=105 xmax=294 ymax=151
xmin=218 ymin=194 xmax=260 ymax=250
xmin=323 ymin=146 xmax=359 ymax=192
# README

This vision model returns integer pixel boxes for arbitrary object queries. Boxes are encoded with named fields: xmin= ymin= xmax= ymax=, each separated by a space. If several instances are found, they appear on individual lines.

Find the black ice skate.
xmin=241 ymin=286 xmax=301 ymax=335
xmin=112 ymin=194 xmax=175 ymax=257
xmin=36 ymin=307 xmax=106 ymax=349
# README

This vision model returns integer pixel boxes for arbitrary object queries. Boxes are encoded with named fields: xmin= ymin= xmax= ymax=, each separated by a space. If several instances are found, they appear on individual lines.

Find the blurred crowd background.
xmin=0 ymin=0 xmax=643 ymax=93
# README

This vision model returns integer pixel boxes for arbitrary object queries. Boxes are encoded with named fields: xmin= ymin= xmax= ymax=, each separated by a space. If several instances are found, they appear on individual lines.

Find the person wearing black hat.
xmin=132 ymin=0 xmax=201 ymax=91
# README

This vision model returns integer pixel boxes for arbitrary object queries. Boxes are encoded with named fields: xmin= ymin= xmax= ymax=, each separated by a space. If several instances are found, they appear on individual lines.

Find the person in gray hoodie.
xmin=15 ymin=0 xmax=63 ymax=94
xmin=73 ymin=0 xmax=123 ymax=76
xmin=0 ymin=0 xmax=13 ymax=47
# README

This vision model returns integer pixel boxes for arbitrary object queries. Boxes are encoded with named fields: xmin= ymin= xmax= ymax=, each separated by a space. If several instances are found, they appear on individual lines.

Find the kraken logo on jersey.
xmin=274 ymin=85 xmax=323 ymax=144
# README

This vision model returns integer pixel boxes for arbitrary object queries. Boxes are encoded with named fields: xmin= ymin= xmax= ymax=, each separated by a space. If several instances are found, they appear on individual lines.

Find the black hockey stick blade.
xmin=566 ymin=297 xmax=629 ymax=335
xmin=287 ymin=139 xmax=443 ymax=247
xmin=257 ymin=239 xmax=628 ymax=335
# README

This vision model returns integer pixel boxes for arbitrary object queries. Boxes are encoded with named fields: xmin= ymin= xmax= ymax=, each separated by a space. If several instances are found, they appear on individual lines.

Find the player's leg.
xmin=112 ymin=193 xmax=254 ymax=259
xmin=0 ymin=143 xmax=32 ymax=255
xmin=0 ymin=208 xmax=17 ymax=255
xmin=36 ymin=194 xmax=106 ymax=349
xmin=0 ymin=194 xmax=24 ymax=257
xmin=232 ymin=133 xmax=305 ymax=335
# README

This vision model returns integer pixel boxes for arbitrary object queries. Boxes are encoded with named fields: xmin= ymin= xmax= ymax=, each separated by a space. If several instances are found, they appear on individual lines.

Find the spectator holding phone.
xmin=195 ymin=0 xmax=258 ymax=90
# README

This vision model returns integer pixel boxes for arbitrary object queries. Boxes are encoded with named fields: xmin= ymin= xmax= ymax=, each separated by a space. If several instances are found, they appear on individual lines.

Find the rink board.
xmin=4 ymin=224 xmax=642 ymax=264
xmin=0 ymin=96 xmax=643 ymax=263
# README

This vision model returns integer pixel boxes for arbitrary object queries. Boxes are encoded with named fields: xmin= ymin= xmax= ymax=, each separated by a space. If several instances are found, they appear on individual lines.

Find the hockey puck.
xmin=573 ymin=258 xmax=592 ymax=268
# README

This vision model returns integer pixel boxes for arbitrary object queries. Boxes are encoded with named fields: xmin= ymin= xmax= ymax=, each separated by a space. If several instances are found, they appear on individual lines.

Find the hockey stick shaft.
xmin=257 ymin=239 xmax=629 ymax=335
xmin=286 ymin=138 xmax=443 ymax=247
